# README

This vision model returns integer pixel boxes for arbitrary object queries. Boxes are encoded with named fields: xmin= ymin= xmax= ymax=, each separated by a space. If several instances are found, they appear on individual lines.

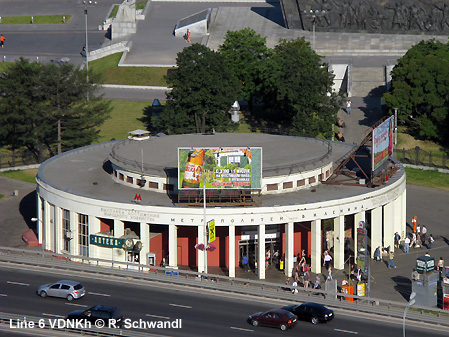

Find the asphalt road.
xmin=0 ymin=264 xmax=447 ymax=337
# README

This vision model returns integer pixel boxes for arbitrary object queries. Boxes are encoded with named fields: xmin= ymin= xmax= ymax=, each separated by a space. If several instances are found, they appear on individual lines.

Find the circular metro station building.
xmin=35 ymin=132 xmax=406 ymax=279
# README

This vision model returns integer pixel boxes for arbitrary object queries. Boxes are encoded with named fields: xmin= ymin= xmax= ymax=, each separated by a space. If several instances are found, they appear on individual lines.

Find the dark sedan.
xmin=282 ymin=302 xmax=334 ymax=325
xmin=247 ymin=308 xmax=298 ymax=331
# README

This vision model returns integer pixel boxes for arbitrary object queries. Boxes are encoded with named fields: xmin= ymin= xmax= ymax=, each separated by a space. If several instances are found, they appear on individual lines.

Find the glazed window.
xmin=78 ymin=214 xmax=89 ymax=257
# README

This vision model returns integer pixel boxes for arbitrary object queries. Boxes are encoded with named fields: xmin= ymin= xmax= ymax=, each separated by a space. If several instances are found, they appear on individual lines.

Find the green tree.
xmin=163 ymin=44 xmax=239 ymax=134
xmin=383 ymin=40 xmax=449 ymax=143
xmin=258 ymin=38 xmax=343 ymax=138
xmin=218 ymin=28 xmax=270 ymax=105
xmin=0 ymin=58 xmax=110 ymax=160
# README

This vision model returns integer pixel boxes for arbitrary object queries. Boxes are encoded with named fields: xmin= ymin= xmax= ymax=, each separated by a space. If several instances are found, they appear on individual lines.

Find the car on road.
xmin=37 ymin=280 xmax=85 ymax=301
xmin=67 ymin=305 xmax=124 ymax=327
xmin=247 ymin=308 xmax=298 ymax=331
xmin=282 ymin=302 xmax=334 ymax=324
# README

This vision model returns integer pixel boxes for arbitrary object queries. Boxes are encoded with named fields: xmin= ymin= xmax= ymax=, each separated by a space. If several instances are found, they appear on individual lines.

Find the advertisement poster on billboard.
xmin=372 ymin=116 xmax=394 ymax=171
xmin=178 ymin=147 xmax=262 ymax=190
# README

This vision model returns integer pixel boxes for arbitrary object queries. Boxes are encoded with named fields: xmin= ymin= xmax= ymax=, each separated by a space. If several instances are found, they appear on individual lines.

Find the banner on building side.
xmin=372 ymin=116 xmax=394 ymax=171
xmin=178 ymin=147 xmax=262 ymax=190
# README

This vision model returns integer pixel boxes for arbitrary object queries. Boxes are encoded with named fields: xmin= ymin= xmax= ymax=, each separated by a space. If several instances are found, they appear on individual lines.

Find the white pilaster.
xmin=113 ymin=219 xmax=125 ymax=261
xmin=37 ymin=197 xmax=43 ymax=246
xmin=228 ymin=225 xmax=235 ymax=278
xmin=168 ymin=224 xmax=177 ymax=267
xmin=197 ymin=225 xmax=205 ymax=273
xmin=392 ymin=197 xmax=402 ymax=244
xmin=285 ymin=222 xmax=294 ymax=277
xmin=371 ymin=207 xmax=382 ymax=258
xmin=90 ymin=217 xmax=101 ymax=258
xmin=70 ymin=210 xmax=77 ymax=255
xmin=354 ymin=211 xmax=366 ymax=261
xmin=54 ymin=207 xmax=62 ymax=254
xmin=334 ymin=215 xmax=345 ymax=270
xmin=311 ymin=219 xmax=321 ymax=274
xmin=140 ymin=222 xmax=150 ymax=264
xmin=383 ymin=202 xmax=394 ymax=250
xmin=401 ymin=189 xmax=407 ymax=240
xmin=258 ymin=224 xmax=266 ymax=280
xmin=42 ymin=200 xmax=49 ymax=252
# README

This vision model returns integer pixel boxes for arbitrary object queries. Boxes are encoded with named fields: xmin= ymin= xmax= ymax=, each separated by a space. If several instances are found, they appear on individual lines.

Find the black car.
xmin=282 ymin=302 xmax=334 ymax=325
xmin=247 ymin=309 xmax=298 ymax=331
xmin=67 ymin=305 xmax=124 ymax=327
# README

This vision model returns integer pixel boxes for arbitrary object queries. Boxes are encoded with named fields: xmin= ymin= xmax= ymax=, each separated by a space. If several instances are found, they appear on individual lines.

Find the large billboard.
xmin=372 ymin=116 xmax=394 ymax=171
xmin=178 ymin=147 xmax=262 ymax=190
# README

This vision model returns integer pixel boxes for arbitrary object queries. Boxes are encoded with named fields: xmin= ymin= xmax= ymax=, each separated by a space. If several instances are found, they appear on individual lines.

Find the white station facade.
xmin=35 ymin=133 xmax=406 ymax=279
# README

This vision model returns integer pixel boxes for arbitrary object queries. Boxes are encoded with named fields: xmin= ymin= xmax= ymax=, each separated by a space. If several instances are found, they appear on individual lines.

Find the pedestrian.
xmin=282 ymin=277 xmax=291 ymax=291
xmin=273 ymin=250 xmax=280 ymax=268
xmin=323 ymin=250 xmax=333 ymax=270
xmin=428 ymin=234 xmax=434 ymax=249
xmin=299 ymin=249 xmax=306 ymax=265
xmin=388 ymin=250 xmax=396 ymax=269
xmin=416 ymin=234 xmax=422 ymax=248
xmin=411 ymin=232 xmax=417 ymax=248
xmin=303 ymin=270 xmax=310 ymax=288
xmin=346 ymin=100 xmax=351 ymax=114
xmin=0 ymin=34 xmax=4 ymax=48
xmin=412 ymin=215 xmax=417 ymax=233
xmin=437 ymin=257 xmax=444 ymax=273
xmin=421 ymin=225 xmax=427 ymax=243
xmin=265 ymin=250 xmax=270 ymax=269
xmin=404 ymin=235 xmax=410 ymax=253
xmin=356 ymin=266 xmax=363 ymax=282
xmin=416 ymin=224 xmax=421 ymax=235
xmin=242 ymin=254 xmax=249 ymax=271
xmin=314 ymin=275 xmax=321 ymax=289
xmin=327 ymin=265 xmax=333 ymax=280
xmin=292 ymin=280 xmax=299 ymax=293
xmin=374 ymin=246 xmax=381 ymax=261
xmin=186 ymin=29 xmax=192 ymax=43
xmin=394 ymin=232 xmax=401 ymax=249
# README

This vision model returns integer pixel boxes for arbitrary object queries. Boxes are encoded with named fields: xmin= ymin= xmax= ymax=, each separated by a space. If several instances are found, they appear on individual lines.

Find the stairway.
xmin=351 ymin=67 xmax=386 ymax=97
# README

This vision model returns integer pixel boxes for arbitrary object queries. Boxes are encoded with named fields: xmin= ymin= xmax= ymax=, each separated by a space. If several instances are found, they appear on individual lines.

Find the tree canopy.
xmin=151 ymin=30 xmax=343 ymax=139
xmin=0 ymin=58 xmax=111 ymax=160
xmin=383 ymin=39 xmax=449 ymax=144
xmin=162 ymin=44 xmax=239 ymax=134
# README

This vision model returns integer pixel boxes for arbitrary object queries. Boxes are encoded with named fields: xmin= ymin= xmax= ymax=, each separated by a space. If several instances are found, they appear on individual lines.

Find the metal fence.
xmin=0 ymin=151 xmax=50 ymax=170
xmin=0 ymin=246 xmax=448 ymax=330
xmin=396 ymin=146 xmax=449 ymax=169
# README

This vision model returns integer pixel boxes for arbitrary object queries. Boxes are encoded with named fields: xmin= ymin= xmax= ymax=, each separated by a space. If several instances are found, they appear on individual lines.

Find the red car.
xmin=247 ymin=308 xmax=298 ymax=331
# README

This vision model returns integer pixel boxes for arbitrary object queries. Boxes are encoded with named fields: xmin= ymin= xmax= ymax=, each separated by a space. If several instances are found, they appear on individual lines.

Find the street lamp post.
xmin=304 ymin=9 xmax=326 ymax=50
xmin=403 ymin=292 xmax=416 ymax=337
xmin=83 ymin=1 xmax=97 ymax=101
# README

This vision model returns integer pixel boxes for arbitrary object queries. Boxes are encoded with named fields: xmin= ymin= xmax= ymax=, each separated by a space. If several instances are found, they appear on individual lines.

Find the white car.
xmin=37 ymin=280 xmax=85 ymax=301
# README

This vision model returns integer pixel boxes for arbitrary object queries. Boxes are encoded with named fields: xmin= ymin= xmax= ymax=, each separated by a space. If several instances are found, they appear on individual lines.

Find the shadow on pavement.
xmin=392 ymin=275 xmax=412 ymax=301
xmin=19 ymin=191 xmax=37 ymax=235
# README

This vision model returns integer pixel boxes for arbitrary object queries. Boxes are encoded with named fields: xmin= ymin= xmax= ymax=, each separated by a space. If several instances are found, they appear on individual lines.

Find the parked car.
xmin=67 ymin=305 xmax=124 ymax=327
xmin=247 ymin=309 xmax=298 ymax=331
xmin=37 ymin=280 xmax=85 ymax=301
xmin=282 ymin=302 xmax=334 ymax=324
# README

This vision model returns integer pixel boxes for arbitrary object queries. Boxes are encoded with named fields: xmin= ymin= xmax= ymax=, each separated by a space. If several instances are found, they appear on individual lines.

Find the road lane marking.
xmin=146 ymin=314 xmax=170 ymax=319
xmin=169 ymin=303 xmax=192 ymax=309
xmin=42 ymin=313 xmax=65 ymax=318
xmin=335 ymin=328 xmax=358 ymax=334
xmin=231 ymin=326 xmax=254 ymax=332
xmin=88 ymin=292 xmax=111 ymax=297
xmin=7 ymin=281 xmax=30 ymax=286
xmin=65 ymin=303 xmax=88 ymax=307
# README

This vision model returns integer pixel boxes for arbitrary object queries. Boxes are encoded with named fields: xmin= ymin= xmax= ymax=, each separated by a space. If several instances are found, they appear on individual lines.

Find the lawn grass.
xmin=109 ymin=1 xmax=147 ymax=18
xmin=98 ymin=100 xmax=150 ymax=142
xmin=90 ymin=53 xmax=172 ymax=86
xmin=404 ymin=167 xmax=449 ymax=191
xmin=0 ymin=169 xmax=38 ymax=184
xmin=0 ymin=15 xmax=71 ymax=24
xmin=396 ymin=126 xmax=446 ymax=153
xmin=0 ymin=194 xmax=4 ymax=200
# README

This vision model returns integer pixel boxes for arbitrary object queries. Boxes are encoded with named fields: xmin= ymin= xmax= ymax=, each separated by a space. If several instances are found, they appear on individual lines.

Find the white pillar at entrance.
xmin=401 ymin=190 xmax=407 ymax=240
xmin=140 ymin=222 xmax=150 ymax=264
xmin=334 ymin=215 xmax=345 ymax=270
xmin=354 ymin=211 xmax=366 ymax=261
xmin=90 ymin=217 xmax=101 ymax=258
xmin=197 ymin=225 xmax=205 ymax=273
xmin=371 ymin=207 xmax=383 ymax=259
xmin=229 ymin=225 xmax=236 ymax=278
xmin=392 ymin=197 xmax=402 ymax=246
xmin=285 ymin=222 xmax=294 ymax=277
xmin=37 ymin=197 xmax=43 ymax=246
xmin=383 ymin=202 xmax=395 ymax=250
xmin=113 ymin=219 xmax=125 ymax=261
xmin=54 ymin=207 xmax=62 ymax=254
xmin=258 ymin=224 xmax=266 ymax=280
xmin=168 ymin=224 xmax=177 ymax=267
xmin=311 ymin=219 xmax=321 ymax=274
